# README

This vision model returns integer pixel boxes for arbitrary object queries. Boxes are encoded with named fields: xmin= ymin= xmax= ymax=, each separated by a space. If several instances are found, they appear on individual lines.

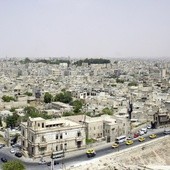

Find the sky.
xmin=0 ymin=0 xmax=170 ymax=59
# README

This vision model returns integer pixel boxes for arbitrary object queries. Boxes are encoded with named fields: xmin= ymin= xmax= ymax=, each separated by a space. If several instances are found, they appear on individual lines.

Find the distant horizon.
xmin=0 ymin=1 xmax=170 ymax=59
xmin=1 ymin=56 xmax=170 ymax=62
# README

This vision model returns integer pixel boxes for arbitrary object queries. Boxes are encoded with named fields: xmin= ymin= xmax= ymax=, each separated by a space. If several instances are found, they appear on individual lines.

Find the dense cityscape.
xmin=0 ymin=57 xmax=169 ymax=169
xmin=1 ymin=0 xmax=170 ymax=169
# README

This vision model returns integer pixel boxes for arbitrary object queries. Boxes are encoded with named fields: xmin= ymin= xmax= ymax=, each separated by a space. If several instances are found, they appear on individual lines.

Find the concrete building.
xmin=51 ymin=102 xmax=73 ymax=113
xmin=20 ymin=117 xmax=86 ymax=158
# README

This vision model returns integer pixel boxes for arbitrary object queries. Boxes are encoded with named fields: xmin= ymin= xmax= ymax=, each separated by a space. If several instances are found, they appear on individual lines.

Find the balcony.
xmin=75 ymin=136 xmax=83 ymax=142
xmin=38 ymin=141 xmax=47 ymax=148
xmin=38 ymin=137 xmax=47 ymax=148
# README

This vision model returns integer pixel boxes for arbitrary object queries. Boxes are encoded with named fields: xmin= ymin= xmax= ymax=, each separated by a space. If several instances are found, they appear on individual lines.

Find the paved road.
xmin=0 ymin=128 xmax=168 ymax=170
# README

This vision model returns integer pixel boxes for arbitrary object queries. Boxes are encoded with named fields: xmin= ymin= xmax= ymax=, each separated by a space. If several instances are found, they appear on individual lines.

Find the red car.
xmin=134 ymin=133 xmax=139 ymax=138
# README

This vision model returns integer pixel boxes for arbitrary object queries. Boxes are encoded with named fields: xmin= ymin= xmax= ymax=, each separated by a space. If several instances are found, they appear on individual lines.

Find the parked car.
xmin=12 ymin=143 xmax=21 ymax=149
xmin=164 ymin=130 xmax=170 ymax=135
xmin=86 ymin=149 xmax=96 ymax=158
xmin=10 ymin=148 xmax=16 ymax=154
xmin=147 ymin=125 xmax=152 ymax=129
xmin=126 ymin=137 xmax=132 ymax=140
xmin=112 ymin=143 xmax=119 ymax=149
xmin=134 ymin=133 xmax=139 ymax=138
xmin=141 ymin=128 xmax=147 ymax=134
xmin=149 ymin=134 xmax=157 ymax=139
xmin=139 ymin=130 xmax=145 ymax=135
xmin=138 ymin=137 xmax=145 ymax=142
xmin=1 ymin=157 xmax=7 ymax=163
xmin=15 ymin=152 xmax=22 ymax=158
xmin=47 ymin=160 xmax=58 ymax=166
xmin=125 ymin=140 xmax=134 ymax=145
xmin=0 ymin=144 xmax=5 ymax=149
xmin=38 ymin=160 xmax=46 ymax=165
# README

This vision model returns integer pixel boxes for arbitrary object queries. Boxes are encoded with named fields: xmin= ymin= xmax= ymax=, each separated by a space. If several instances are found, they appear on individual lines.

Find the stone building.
xmin=20 ymin=117 xmax=86 ymax=158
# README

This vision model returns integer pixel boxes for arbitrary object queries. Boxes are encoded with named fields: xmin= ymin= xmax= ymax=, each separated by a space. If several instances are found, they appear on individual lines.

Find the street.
xmin=0 ymin=128 xmax=168 ymax=170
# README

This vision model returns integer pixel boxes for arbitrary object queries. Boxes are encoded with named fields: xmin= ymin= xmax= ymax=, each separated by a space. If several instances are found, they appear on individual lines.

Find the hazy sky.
xmin=0 ymin=0 xmax=170 ymax=59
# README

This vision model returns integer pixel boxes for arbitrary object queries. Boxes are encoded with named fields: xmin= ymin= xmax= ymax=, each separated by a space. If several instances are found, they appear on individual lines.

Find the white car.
xmin=38 ymin=160 xmax=46 ymax=165
xmin=164 ymin=130 xmax=170 ymax=135
xmin=147 ymin=125 xmax=151 ymax=129
xmin=139 ymin=130 xmax=145 ymax=135
xmin=10 ymin=148 xmax=16 ymax=154
xmin=141 ymin=128 xmax=147 ymax=134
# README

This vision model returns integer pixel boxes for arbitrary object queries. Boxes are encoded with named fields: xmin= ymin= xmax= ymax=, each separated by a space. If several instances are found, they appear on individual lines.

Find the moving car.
xmin=149 ymin=134 xmax=157 ymax=139
xmin=86 ymin=149 xmax=96 ymax=158
xmin=15 ymin=152 xmax=22 ymax=158
xmin=125 ymin=140 xmax=133 ymax=145
xmin=112 ymin=143 xmax=119 ymax=149
xmin=1 ymin=157 xmax=7 ymax=163
xmin=138 ymin=137 xmax=145 ymax=142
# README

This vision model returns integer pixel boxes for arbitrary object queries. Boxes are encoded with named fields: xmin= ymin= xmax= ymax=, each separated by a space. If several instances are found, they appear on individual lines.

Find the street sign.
xmin=51 ymin=151 xmax=64 ymax=159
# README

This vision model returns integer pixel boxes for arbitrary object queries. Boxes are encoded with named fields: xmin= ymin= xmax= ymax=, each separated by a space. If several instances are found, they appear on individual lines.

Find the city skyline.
xmin=0 ymin=0 xmax=170 ymax=59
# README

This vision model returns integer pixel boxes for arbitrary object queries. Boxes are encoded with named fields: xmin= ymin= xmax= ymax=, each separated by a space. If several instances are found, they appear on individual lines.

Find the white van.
xmin=115 ymin=135 xmax=126 ymax=144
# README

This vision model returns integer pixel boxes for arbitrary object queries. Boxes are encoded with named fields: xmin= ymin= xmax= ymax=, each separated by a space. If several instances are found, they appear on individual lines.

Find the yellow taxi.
xmin=138 ymin=137 xmax=145 ymax=142
xmin=149 ymin=134 xmax=157 ymax=139
xmin=86 ymin=149 xmax=96 ymax=158
xmin=125 ymin=140 xmax=134 ymax=145
xmin=112 ymin=143 xmax=119 ymax=149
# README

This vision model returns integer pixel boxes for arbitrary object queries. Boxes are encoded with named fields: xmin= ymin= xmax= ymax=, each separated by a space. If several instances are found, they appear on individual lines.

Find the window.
xmin=56 ymin=145 xmax=58 ymax=151
xmin=42 ymin=136 xmax=45 ymax=142
xmin=32 ymin=147 xmax=34 ymax=154
xmin=31 ymin=136 xmax=34 ymax=142
xmin=56 ymin=134 xmax=58 ymax=139
xmin=64 ymin=143 xmax=67 ymax=150
xmin=22 ymin=141 xmax=25 ymax=147
xmin=60 ymin=144 xmax=63 ymax=150
xmin=22 ymin=130 xmax=25 ymax=136
xmin=38 ymin=123 xmax=40 ymax=127
xmin=42 ymin=123 xmax=44 ymax=128
xmin=60 ymin=134 xmax=63 ymax=139
xmin=77 ymin=131 xmax=81 ymax=137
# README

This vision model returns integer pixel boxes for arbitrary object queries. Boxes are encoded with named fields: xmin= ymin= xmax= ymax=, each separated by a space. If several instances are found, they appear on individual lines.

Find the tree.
xmin=44 ymin=92 xmax=53 ymax=103
xmin=22 ymin=106 xmax=53 ymax=121
xmin=128 ymin=81 xmax=138 ymax=86
xmin=10 ymin=107 xmax=17 ymax=112
xmin=102 ymin=107 xmax=113 ymax=115
xmin=5 ymin=114 xmax=20 ymax=128
xmin=24 ymin=92 xmax=32 ymax=96
xmin=116 ymin=79 xmax=124 ymax=83
xmin=2 ymin=160 xmax=25 ymax=170
xmin=72 ymin=100 xmax=84 ymax=113
xmin=62 ymin=112 xmax=73 ymax=116
xmin=2 ymin=95 xmax=15 ymax=102
xmin=54 ymin=91 xmax=72 ymax=104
